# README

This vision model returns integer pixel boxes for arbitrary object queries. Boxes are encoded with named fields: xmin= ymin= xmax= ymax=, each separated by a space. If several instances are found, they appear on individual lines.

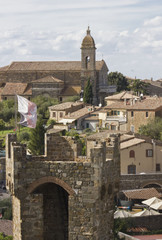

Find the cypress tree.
xmin=83 ymin=78 xmax=93 ymax=104
xmin=28 ymin=119 xmax=46 ymax=155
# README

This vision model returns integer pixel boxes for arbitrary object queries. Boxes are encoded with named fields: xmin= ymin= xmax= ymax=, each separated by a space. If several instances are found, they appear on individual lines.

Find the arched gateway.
xmin=6 ymin=131 xmax=120 ymax=240
xmin=27 ymin=177 xmax=75 ymax=240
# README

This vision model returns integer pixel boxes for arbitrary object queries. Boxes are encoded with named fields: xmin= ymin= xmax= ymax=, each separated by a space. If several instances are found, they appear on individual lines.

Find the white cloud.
xmin=144 ymin=16 xmax=162 ymax=26
xmin=119 ymin=31 xmax=129 ymax=37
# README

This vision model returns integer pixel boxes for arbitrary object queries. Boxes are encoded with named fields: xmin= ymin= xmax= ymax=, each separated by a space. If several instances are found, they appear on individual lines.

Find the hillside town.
xmin=0 ymin=25 xmax=161 ymax=240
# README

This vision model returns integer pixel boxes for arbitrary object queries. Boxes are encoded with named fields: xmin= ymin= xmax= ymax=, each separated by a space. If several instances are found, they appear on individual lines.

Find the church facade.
xmin=0 ymin=27 xmax=109 ymax=104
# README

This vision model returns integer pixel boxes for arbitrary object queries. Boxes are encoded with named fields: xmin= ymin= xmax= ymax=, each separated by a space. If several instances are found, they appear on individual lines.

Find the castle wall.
xmin=6 ymin=132 xmax=120 ymax=240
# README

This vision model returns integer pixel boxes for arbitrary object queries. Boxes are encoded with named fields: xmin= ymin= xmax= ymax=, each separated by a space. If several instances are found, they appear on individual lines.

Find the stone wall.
xmin=0 ymin=70 xmax=81 ymax=87
xmin=6 ymin=131 xmax=120 ymax=240
xmin=127 ymin=110 xmax=155 ymax=133
xmin=129 ymin=215 xmax=162 ymax=231
xmin=120 ymin=173 xmax=162 ymax=191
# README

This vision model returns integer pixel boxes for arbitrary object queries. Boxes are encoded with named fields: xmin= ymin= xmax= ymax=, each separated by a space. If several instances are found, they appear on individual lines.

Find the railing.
xmin=106 ymin=116 xmax=127 ymax=122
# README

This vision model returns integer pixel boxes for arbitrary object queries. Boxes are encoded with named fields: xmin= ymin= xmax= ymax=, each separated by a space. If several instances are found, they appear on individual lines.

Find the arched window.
xmin=129 ymin=150 xmax=135 ymax=158
xmin=128 ymin=165 xmax=136 ymax=174
xmin=85 ymin=56 xmax=90 ymax=69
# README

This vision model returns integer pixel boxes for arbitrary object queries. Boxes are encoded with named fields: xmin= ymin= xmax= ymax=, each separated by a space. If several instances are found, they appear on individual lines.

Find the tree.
xmin=28 ymin=119 xmax=46 ymax=155
xmin=138 ymin=117 xmax=162 ymax=141
xmin=83 ymin=78 xmax=93 ymax=104
xmin=130 ymin=79 xmax=149 ymax=95
xmin=0 ymin=119 xmax=5 ymax=131
xmin=107 ymin=72 xmax=129 ymax=92
xmin=31 ymin=96 xmax=59 ymax=119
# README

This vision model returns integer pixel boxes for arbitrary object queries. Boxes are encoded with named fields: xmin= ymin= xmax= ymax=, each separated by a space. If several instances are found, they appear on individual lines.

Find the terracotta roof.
xmin=1 ymin=61 xmax=104 ymax=71
xmin=120 ymin=138 xmax=145 ymax=149
xmin=0 ymin=66 xmax=9 ymax=71
xmin=64 ymin=107 xmax=93 ymax=120
xmin=61 ymin=86 xmax=81 ymax=96
xmin=104 ymin=97 xmax=162 ymax=111
xmin=49 ymin=101 xmax=83 ymax=110
xmin=87 ymin=130 xmax=122 ymax=140
xmin=120 ymin=134 xmax=135 ymax=142
xmin=84 ymin=115 xmax=99 ymax=121
xmin=105 ymin=91 xmax=139 ymax=100
xmin=123 ymin=188 xmax=162 ymax=200
xmin=0 ymin=220 xmax=12 ymax=236
xmin=105 ymin=91 xmax=126 ymax=100
xmin=32 ymin=75 xmax=63 ymax=83
xmin=1 ymin=83 xmax=32 ymax=96
xmin=142 ymin=79 xmax=162 ymax=88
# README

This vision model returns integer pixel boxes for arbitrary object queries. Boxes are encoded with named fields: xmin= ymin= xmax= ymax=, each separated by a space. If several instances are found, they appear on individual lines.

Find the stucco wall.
xmin=120 ymin=142 xmax=162 ymax=174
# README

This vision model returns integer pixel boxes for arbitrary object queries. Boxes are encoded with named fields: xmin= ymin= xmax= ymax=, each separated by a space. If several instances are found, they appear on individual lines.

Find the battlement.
xmin=6 ymin=131 xmax=120 ymax=240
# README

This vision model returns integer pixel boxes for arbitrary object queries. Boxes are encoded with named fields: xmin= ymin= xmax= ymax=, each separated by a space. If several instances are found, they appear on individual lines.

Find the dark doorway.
xmin=34 ymin=183 xmax=68 ymax=240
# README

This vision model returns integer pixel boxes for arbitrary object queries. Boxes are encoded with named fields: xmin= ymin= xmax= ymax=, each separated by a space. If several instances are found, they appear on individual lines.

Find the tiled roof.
xmin=87 ymin=130 xmax=123 ymax=140
xmin=0 ymin=60 xmax=105 ymax=71
xmin=61 ymin=86 xmax=81 ymax=96
xmin=104 ymin=97 xmax=162 ymax=110
xmin=120 ymin=134 xmax=135 ymax=142
xmin=105 ymin=91 xmax=126 ymax=100
xmin=121 ymin=92 xmax=139 ymax=99
xmin=49 ymin=101 xmax=83 ymax=110
xmin=105 ymin=91 xmax=139 ymax=100
xmin=120 ymin=138 xmax=145 ymax=149
xmin=32 ymin=75 xmax=63 ymax=83
xmin=142 ymin=79 xmax=162 ymax=88
xmin=0 ymin=220 xmax=12 ymax=236
xmin=123 ymin=188 xmax=162 ymax=200
xmin=64 ymin=107 xmax=93 ymax=120
xmin=0 ymin=66 xmax=9 ymax=71
xmin=1 ymin=83 xmax=32 ymax=96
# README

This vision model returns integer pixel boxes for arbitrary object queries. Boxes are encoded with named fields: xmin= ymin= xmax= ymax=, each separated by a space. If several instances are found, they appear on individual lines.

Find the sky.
xmin=0 ymin=0 xmax=162 ymax=80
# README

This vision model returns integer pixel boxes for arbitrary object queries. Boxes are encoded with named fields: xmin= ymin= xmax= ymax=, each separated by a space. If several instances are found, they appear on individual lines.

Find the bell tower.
xmin=81 ymin=27 xmax=97 ymax=105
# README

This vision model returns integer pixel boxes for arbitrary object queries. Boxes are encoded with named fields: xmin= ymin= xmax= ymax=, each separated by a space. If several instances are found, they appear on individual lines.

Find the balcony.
xmin=106 ymin=116 xmax=127 ymax=122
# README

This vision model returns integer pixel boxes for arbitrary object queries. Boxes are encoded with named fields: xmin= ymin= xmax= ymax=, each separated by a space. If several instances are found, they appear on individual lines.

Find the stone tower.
xmin=81 ymin=27 xmax=97 ymax=105
xmin=6 ymin=130 xmax=120 ymax=240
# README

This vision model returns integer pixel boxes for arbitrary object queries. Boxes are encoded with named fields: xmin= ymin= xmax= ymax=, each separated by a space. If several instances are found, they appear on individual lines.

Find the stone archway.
xmin=142 ymin=182 xmax=162 ymax=189
xmin=28 ymin=177 xmax=75 ymax=240
xmin=27 ymin=176 xmax=75 ymax=196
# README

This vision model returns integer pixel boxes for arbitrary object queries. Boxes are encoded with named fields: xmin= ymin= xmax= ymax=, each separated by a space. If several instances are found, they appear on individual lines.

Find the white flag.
xmin=17 ymin=95 xmax=37 ymax=128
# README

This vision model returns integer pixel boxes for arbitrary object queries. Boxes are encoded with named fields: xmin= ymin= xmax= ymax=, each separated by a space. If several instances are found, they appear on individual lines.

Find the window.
xmin=131 ymin=111 xmax=134 ymax=117
xmin=60 ymin=112 xmax=63 ymax=118
xmin=146 ymin=149 xmax=153 ymax=157
xmin=53 ymin=112 xmax=56 ymax=118
xmin=111 ymin=125 xmax=116 ymax=130
xmin=128 ymin=165 xmax=136 ymax=174
xmin=59 ymin=97 xmax=62 ymax=102
xmin=156 ymin=164 xmax=161 ymax=172
xmin=146 ymin=111 xmax=148 ymax=118
xmin=130 ymin=125 xmax=134 ymax=132
xmin=129 ymin=150 xmax=135 ymax=158
xmin=86 ymin=123 xmax=89 ymax=129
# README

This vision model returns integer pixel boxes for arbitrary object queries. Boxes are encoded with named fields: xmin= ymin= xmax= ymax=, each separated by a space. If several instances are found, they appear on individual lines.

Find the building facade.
xmin=120 ymin=134 xmax=162 ymax=175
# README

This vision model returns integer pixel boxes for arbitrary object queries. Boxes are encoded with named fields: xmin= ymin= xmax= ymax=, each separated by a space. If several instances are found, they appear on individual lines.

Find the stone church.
xmin=0 ymin=27 xmax=109 ymax=104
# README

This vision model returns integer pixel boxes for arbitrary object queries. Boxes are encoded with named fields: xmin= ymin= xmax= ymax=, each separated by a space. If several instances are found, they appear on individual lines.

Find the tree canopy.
xmin=28 ymin=118 xmax=46 ymax=155
xmin=138 ymin=117 xmax=162 ymax=141
xmin=83 ymin=78 xmax=93 ymax=104
xmin=107 ymin=71 xmax=129 ymax=92
xmin=130 ymin=79 xmax=149 ymax=95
